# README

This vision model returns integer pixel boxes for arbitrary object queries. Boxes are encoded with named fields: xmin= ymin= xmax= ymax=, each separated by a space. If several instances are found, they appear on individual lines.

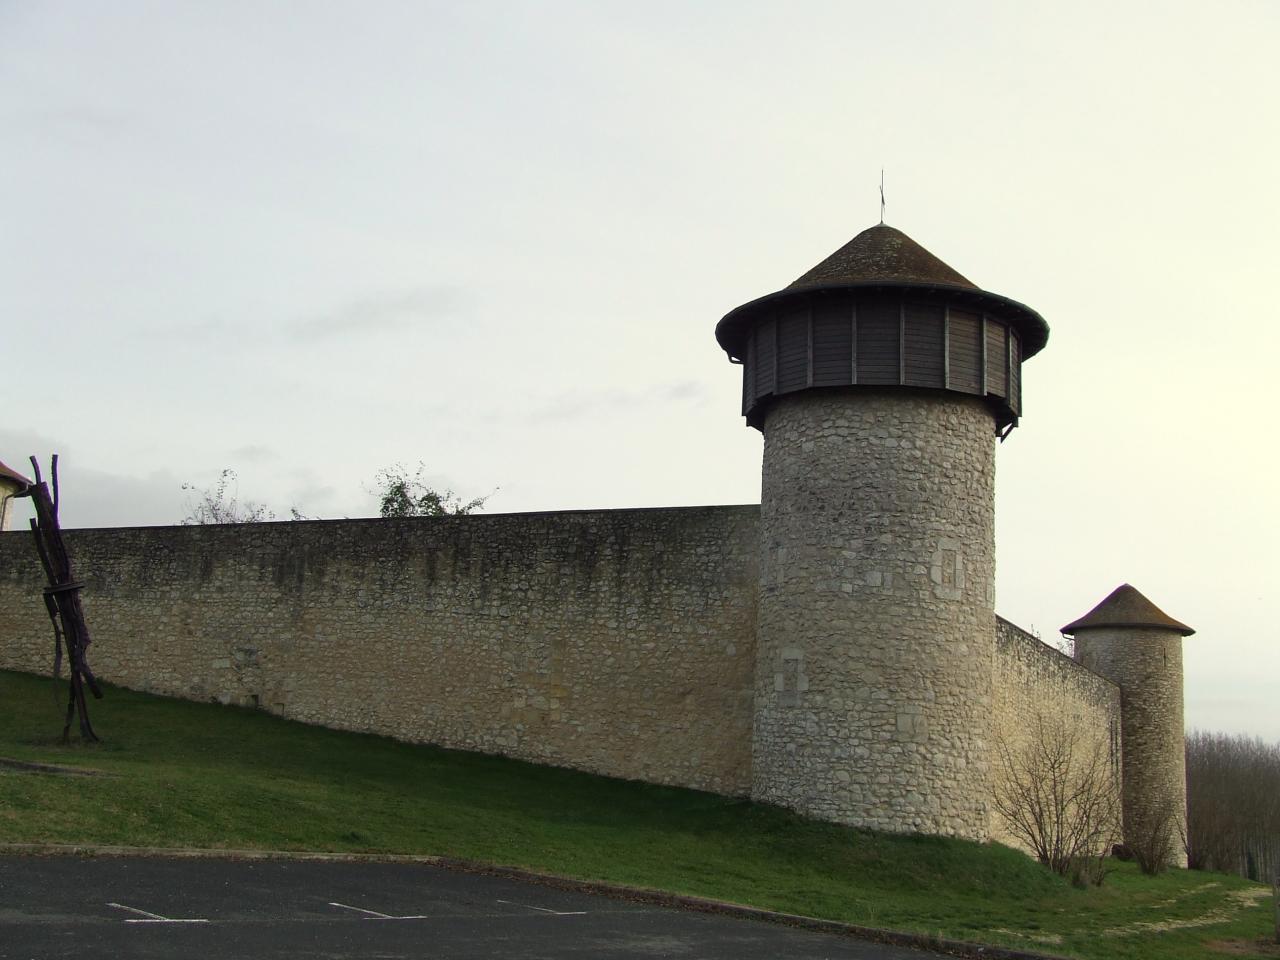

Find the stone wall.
xmin=991 ymin=617 xmax=1123 ymax=851
xmin=751 ymin=390 xmax=997 ymax=840
xmin=0 ymin=506 xmax=760 ymax=795
xmin=0 ymin=498 xmax=1139 ymax=842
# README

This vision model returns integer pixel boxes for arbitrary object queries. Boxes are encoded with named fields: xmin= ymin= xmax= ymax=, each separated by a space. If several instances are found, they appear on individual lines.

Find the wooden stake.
xmin=19 ymin=455 xmax=102 ymax=742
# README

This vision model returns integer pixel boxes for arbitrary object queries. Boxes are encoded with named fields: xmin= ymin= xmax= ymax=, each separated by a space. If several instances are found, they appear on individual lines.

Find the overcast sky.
xmin=2 ymin=2 xmax=1277 ymax=741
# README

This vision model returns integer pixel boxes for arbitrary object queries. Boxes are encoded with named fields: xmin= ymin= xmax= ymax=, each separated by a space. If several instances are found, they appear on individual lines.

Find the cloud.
xmin=0 ymin=432 xmax=49 ymax=482
xmin=132 ymin=316 xmax=248 ymax=346
xmin=282 ymin=467 xmax=341 ymax=519
xmin=291 ymin=286 xmax=469 ymax=340
xmin=11 ymin=105 xmax=133 ymax=142
xmin=531 ymin=380 xmax=710 ymax=422
xmin=129 ymin=286 xmax=471 ymax=349
xmin=70 ymin=467 xmax=188 ymax=528
xmin=660 ymin=380 xmax=709 ymax=404
xmin=0 ymin=429 xmax=186 ymax=529
xmin=229 ymin=444 xmax=276 ymax=463
xmin=537 ymin=388 xmax=633 ymax=422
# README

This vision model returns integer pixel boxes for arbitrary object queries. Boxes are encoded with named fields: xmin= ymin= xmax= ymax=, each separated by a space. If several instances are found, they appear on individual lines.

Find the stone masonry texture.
xmin=1074 ymin=625 xmax=1188 ymax=866
xmin=0 ymin=506 xmax=759 ymax=795
xmin=752 ymin=390 xmax=997 ymax=840
xmin=991 ymin=618 xmax=1122 ymax=852
xmin=0 ymin=495 xmax=1139 ymax=844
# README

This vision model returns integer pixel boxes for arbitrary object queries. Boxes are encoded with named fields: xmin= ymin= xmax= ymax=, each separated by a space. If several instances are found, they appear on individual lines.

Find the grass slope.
xmin=1 ymin=669 xmax=1274 ymax=959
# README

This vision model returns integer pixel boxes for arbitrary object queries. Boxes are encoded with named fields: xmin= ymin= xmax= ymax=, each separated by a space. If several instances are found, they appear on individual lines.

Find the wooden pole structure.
xmin=18 ymin=455 xmax=103 ymax=742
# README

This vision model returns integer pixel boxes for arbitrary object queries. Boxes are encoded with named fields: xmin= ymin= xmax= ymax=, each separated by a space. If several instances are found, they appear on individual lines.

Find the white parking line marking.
xmin=107 ymin=902 xmax=208 ymax=924
xmin=495 ymin=898 xmax=588 ymax=916
xmin=329 ymin=901 xmax=393 ymax=919
xmin=327 ymin=901 xmax=429 ymax=920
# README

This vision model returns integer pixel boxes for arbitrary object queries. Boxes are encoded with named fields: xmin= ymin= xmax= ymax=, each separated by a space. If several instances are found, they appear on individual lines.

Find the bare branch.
xmin=993 ymin=711 xmax=1121 ymax=885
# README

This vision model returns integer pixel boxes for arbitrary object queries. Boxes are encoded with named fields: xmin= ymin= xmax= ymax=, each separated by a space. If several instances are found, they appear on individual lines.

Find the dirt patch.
xmin=1227 ymin=888 xmax=1272 ymax=906
xmin=1102 ymin=883 xmax=1272 ymax=936
xmin=990 ymin=927 xmax=1065 ymax=946
xmin=1207 ymin=938 xmax=1280 ymax=957
xmin=0 ymin=757 xmax=110 ymax=777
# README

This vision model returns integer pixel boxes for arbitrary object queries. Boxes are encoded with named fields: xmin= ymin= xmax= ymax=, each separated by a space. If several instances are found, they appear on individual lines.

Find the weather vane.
xmin=880 ymin=168 xmax=886 ymax=224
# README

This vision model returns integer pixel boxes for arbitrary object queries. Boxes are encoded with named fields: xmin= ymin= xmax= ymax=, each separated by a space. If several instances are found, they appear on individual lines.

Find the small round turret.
xmin=1064 ymin=584 xmax=1194 ymax=867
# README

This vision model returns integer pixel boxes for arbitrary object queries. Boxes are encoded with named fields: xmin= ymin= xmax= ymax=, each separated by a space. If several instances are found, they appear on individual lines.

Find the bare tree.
xmin=1186 ymin=730 xmax=1280 ymax=882
xmin=993 ymin=711 xmax=1121 ymax=885
xmin=181 ymin=469 xmax=279 ymax=524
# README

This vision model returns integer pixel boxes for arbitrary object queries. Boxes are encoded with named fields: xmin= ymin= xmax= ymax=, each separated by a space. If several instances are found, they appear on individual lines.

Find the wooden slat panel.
xmin=903 ymin=303 xmax=945 ymax=388
xmin=948 ymin=309 xmax=982 ymax=394
xmin=855 ymin=297 xmax=899 ymax=385
xmin=806 ymin=307 xmax=814 ymax=387
xmin=739 ymin=301 xmax=1022 ymax=422
xmin=985 ymin=319 xmax=1008 ymax=397
xmin=777 ymin=310 xmax=809 ymax=393
xmin=812 ymin=302 xmax=853 ymax=387
xmin=755 ymin=317 xmax=776 ymax=397
xmin=1009 ymin=331 xmax=1022 ymax=415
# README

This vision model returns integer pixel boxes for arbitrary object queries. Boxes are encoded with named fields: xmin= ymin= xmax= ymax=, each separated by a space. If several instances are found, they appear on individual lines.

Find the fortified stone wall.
xmin=0 ymin=503 xmax=1133 ymax=839
xmin=752 ymin=391 xmax=997 ymax=840
xmin=0 ymin=506 xmax=760 ymax=795
xmin=991 ymin=618 xmax=1123 ymax=851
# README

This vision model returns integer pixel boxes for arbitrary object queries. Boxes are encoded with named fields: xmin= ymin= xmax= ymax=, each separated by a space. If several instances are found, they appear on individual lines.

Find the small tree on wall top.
xmin=374 ymin=462 xmax=491 ymax=518
xmin=182 ymin=469 xmax=275 ymax=524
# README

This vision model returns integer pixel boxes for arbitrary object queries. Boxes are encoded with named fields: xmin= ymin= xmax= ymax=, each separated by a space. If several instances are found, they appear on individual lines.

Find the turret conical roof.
xmin=788 ymin=223 xmax=978 ymax=291
xmin=1061 ymin=584 xmax=1195 ymax=637
xmin=715 ymin=222 xmax=1049 ymax=360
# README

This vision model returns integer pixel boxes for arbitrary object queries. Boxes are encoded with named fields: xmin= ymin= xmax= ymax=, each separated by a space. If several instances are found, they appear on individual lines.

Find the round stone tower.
xmin=1063 ymin=584 xmax=1194 ymax=866
xmin=715 ymin=224 xmax=1049 ymax=839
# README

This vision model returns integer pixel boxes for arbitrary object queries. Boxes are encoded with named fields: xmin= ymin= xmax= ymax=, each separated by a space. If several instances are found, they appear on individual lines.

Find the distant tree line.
xmin=1185 ymin=730 xmax=1280 ymax=882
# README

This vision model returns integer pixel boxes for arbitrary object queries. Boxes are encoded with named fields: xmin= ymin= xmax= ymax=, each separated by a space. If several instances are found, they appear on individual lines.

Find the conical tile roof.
xmin=715 ymin=222 xmax=1049 ymax=360
xmin=1061 ymin=584 xmax=1195 ymax=637
xmin=788 ymin=223 xmax=977 ymax=291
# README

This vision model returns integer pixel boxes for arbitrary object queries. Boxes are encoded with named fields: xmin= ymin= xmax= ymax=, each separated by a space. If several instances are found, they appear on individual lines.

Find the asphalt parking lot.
xmin=0 ymin=854 xmax=946 ymax=959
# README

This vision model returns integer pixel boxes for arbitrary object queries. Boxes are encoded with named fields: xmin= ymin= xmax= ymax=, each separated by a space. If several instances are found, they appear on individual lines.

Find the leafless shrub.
xmin=1128 ymin=798 xmax=1181 ymax=876
xmin=994 ymin=712 xmax=1121 ymax=885
xmin=182 ymin=469 xmax=275 ymax=524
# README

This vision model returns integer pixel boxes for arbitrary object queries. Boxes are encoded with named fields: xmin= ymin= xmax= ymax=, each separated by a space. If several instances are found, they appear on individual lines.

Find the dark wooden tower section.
xmin=715 ymin=224 xmax=1050 ymax=433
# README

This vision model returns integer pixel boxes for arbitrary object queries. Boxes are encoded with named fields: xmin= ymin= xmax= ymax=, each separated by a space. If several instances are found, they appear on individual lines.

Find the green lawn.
xmin=1 ymin=669 xmax=1274 ymax=959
